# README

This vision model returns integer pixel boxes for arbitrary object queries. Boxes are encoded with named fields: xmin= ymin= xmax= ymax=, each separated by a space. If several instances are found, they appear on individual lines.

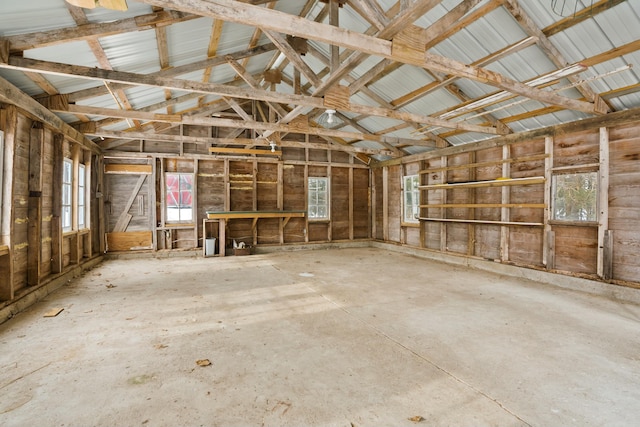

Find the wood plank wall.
xmin=104 ymin=149 xmax=371 ymax=253
xmin=0 ymin=105 xmax=98 ymax=304
xmin=373 ymin=122 xmax=640 ymax=289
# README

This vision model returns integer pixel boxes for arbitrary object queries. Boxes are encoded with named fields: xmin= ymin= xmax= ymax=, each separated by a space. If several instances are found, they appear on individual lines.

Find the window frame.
xmin=402 ymin=174 xmax=421 ymax=224
xmin=165 ymin=172 xmax=194 ymax=224
xmin=62 ymin=158 xmax=73 ymax=232
xmin=77 ymin=163 xmax=87 ymax=230
xmin=551 ymin=171 xmax=598 ymax=224
xmin=307 ymin=177 xmax=330 ymax=221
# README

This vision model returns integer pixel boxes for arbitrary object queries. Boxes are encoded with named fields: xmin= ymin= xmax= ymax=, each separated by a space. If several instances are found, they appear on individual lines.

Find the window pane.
xmin=553 ymin=172 xmax=598 ymax=221
xmin=63 ymin=160 xmax=72 ymax=182
xmin=166 ymin=173 xmax=193 ymax=222
xmin=403 ymin=175 xmax=419 ymax=223
xmin=78 ymin=207 xmax=85 ymax=228
xmin=62 ymin=206 xmax=71 ymax=229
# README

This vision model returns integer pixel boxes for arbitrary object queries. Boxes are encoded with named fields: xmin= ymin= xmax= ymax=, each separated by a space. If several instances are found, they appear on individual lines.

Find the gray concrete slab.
xmin=0 ymin=248 xmax=638 ymax=426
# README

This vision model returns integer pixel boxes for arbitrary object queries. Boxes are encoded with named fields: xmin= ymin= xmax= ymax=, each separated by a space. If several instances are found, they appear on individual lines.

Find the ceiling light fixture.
xmin=317 ymin=109 xmax=337 ymax=127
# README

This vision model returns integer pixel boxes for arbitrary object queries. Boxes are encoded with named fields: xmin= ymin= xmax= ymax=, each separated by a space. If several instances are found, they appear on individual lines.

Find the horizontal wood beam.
xmin=4 ymin=10 xmax=198 ymax=52
xmin=0 ymin=76 xmax=100 ymax=153
xmin=209 ymin=147 xmax=282 ymax=156
xmin=88 ymin=130 xmax=396 ymax=156
xmin=3 ymin=56 xmax=494 ymax=136
xmin=136 ymin=0 xmax=603 ymax=115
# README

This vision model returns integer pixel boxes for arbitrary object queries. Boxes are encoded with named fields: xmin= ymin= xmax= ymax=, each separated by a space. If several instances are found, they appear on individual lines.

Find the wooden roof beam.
xmin=135 ymin=0 xmax=604 ymax=116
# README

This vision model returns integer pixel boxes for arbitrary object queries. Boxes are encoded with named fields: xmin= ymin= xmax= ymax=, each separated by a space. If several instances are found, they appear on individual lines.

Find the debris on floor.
xmin=408 ymin=415 xmax=425 ymax=423
xmin=43 ymin=308 xmax=64 ymax=317
xmin=196 ymin=359 xmax=211 ymax=367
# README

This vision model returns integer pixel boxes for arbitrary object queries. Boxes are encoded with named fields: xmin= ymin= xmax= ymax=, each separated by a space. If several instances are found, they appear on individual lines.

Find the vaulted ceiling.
xmin=1 ymin=0 xmax=639 ymax=164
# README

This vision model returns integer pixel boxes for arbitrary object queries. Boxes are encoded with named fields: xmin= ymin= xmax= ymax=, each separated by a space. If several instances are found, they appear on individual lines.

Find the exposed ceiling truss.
xmin=0 ymin=0 xmax=638 ymax=164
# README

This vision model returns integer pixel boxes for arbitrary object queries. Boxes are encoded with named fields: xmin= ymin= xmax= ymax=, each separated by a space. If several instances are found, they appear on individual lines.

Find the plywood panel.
xmin=106 ymin=231 xmax=153 ymax=251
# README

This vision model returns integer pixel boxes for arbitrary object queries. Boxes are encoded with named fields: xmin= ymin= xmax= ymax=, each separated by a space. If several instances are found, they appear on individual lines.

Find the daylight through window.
xmin=552 ymin=172 xmax=598 ymax=222
xmin=308 ymin=177 xmax=329 ymax=220
xmin=166 ymin=173 xmax=194 ymax=223
xmin=403 ymin=175 xmax=420 ymax=223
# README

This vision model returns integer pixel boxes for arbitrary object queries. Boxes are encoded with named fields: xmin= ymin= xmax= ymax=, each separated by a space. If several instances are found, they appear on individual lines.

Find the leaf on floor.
xmin=106 ymin=284 xmax=117 ymax=289
xmin=154 ymin=344 xmax=168 ymax=349
xmin=196 ymin=359 xmax=211 ymax=367
xmin=408 ymin=416 xmax=424 ymax=423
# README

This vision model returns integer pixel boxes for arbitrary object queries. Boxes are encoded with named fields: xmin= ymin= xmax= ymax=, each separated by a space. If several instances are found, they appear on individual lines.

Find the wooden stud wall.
xmin=373 ymin=121 xmax=640 ymax=288
xmin=0 ymin=104 xmax=97 ymax=304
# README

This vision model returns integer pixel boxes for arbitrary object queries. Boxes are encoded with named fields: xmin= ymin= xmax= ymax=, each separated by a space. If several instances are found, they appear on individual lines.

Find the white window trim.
xmin=403 ymin=174 xmax=420 ymax=224
xmin=308 ymin=177 xmax=330 ymax=221
xmin=165 ymin=172 xmax=194 ymax=223
xmin=551 ymin=171 xmax=599 ymax=223
xmin=78 ymin=163 xmax=87 ymax=230
xmin=62 ymin=158 xmax=73 ymax=232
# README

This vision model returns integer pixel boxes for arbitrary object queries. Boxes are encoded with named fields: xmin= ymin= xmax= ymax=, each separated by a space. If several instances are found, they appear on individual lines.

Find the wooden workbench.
xmin=204 ymin=211 xmax=306 ymax=256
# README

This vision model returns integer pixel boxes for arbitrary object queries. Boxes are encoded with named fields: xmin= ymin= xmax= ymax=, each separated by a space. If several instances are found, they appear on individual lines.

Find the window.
xmin=552 ymin=172 xmax=598 ymax=222
xmin=78 ymin=164 xmax=86 ymax=229
xmin=308 ymin=177 xmax=329 ymax=220
xmin=166 ymin=173 xmax=193 ymax=222
xmin=62 ymin=158 xmax=73 ymax=232
xmin=403 ymin=174 xmax=420 ymax=223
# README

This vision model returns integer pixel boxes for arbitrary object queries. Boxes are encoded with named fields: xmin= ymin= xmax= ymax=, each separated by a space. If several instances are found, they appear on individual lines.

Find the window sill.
xmin=401 ymin=221 xmax=420 ymax=228
xmin=163 ymin=223 xmax=196 ymax=228
xmin=308 ymin=219 xmax=330 ymax=223
xmin=549 ymin=220 xmax=598 ymax=227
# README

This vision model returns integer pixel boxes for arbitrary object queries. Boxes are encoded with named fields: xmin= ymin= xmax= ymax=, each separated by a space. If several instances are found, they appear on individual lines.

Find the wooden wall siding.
xmin=196 ymin=159 xmax=225 ymax=245
xmin=387 ymin=165 xmax=401 ymax=243
xmin=257 ymin=162 xmax=279 ymax=244
xmin=554 ymin=130 xmax=599 ymax=168
xmin=608 ymin=123 xmax=640 ymax=283
xmin=12 ymin=113 xmax=30 ymax=293
xmin=105 ymin=174 xmax=150 ymax=232
xmin=553 ymin=225 xmax=598 ymax=274
xmin=373 ymin=168 xmax=384 ymax=240
xmin=309 ymin=149 xmax=328 ymax=163
xmin=375 ymin=123 xmax=640 ymax=288
xmin=283 ymin=164 xmax=305 ymax=243
xmin=331 ymin=167 xmax=350 ymax=241
xmin=353 ymin=168 xmax=370 ymax=239
xmin=0 ymin=105 xmax=97 ymax=304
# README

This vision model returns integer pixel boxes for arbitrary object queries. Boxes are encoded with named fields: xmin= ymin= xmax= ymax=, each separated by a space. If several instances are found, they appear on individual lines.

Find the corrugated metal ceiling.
xmin=0 ymin=0 xmax=638 ymax=162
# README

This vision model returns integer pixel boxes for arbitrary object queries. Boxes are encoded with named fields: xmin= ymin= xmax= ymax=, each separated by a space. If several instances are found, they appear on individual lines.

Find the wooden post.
xmin=51 ymin=134 xmax=64 ymax=273
xmin=193 ymin=159 xmax=199 ymax=249
xmin=543 ymin=136 xmax=553 ymax=268
xmin=277 ymin=161 xmax=284 ymax=244
xmin=603 ymin=230 xmax=613 ymax=280
xmin=419 ymin=160 xmax=425 ymax=248
xmin=150 ymin=157 xmax=158 ymax=250
xmin=500 ymin=145 xmax=511 ymax=262
xmin=439 ymin=155 xmax=447 ymax=252
xmin=27 ymin=126 xmax=44 ymax=286
xmin=349 ymin=166 xmax=354 ymax=240
xmin=382 ymin=166 xmax=389 ymax=242
xmin=597 ymin=127 xmax=610 ymax=278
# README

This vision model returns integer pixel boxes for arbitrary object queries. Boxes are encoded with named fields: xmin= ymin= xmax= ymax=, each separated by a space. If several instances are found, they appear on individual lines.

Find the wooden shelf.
xmin=419 ymin=176 xmax=545 ymax=190
xmin=418 ymin=217 xmax=544 ymax=227
xmin=420 ymin=203 xmax=546 ymax=209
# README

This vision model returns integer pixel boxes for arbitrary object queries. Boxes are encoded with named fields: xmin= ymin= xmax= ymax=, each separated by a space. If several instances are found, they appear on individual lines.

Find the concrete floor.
xmin=1 ymin=247 xmax=639 ymax=427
